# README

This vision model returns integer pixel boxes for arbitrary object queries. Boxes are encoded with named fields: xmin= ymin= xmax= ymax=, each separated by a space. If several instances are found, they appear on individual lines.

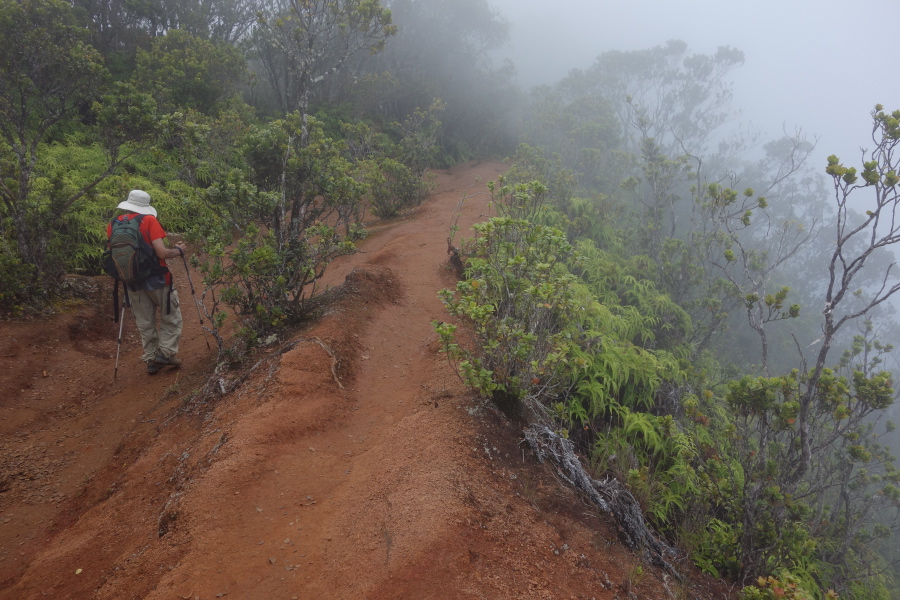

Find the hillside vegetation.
xmin=1 ymin=0 xmax=899 ymax=597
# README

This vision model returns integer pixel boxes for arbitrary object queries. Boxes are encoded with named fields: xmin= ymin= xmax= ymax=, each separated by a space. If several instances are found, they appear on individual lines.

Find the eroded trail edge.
xmin=2 ymin=161 xmax=729 ymax=600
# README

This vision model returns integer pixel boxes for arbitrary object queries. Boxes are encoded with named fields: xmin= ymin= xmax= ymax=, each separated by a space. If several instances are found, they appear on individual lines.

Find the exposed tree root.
xmin=199 ymin=336 xmax=343 ymax=402
xmin=305 ymin=336 xmax=344 ymax=390
xmin=523 ymin=424 xmax=682 ymax=579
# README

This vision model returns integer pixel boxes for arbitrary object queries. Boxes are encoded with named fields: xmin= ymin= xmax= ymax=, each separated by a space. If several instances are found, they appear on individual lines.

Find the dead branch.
xmin=523 ymin=424 xmax=682 ymax=579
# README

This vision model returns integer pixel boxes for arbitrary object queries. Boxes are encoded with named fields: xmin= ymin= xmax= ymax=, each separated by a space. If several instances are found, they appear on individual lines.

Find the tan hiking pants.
xmin=129 ymin=286 xmax=182 ymax=363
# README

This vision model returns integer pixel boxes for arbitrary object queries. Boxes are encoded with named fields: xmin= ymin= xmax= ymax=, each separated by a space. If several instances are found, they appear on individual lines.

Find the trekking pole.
xmin=180 ymin=251 xmax=212 ymax=351
xmin=114 ymin=288 xmax=130 ymax=380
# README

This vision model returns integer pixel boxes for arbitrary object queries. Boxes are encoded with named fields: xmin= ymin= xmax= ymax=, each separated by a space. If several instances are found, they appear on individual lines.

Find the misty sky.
xmin=488 ymin=0 xmax=899 ymax=172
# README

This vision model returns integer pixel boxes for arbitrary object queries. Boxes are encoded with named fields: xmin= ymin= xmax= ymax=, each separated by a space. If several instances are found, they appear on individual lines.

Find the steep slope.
xmin=0 ymin=161 xmax=733 ymax=599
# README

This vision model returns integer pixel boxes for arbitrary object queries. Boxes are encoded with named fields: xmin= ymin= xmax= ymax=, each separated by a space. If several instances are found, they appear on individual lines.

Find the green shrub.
xmin=193 ymin=116 xmax=367 ymax=358
xmin=364 ymin=157 xmax=431 ymax=218
xmin=0 ymin=241 xmax=38 ymax=315
xmin=436 ymin=217 xmax=582 ymax=412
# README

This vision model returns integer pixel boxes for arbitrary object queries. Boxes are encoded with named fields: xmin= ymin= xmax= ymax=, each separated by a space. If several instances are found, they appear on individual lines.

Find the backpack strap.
xmin=112 ymin=278 xmax=119 ymax=322
xmin=112 ymin=279 xmax=133 ymax=322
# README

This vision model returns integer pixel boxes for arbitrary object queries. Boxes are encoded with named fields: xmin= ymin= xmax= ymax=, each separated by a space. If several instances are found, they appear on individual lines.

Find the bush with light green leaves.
xmin=436 ymin=217 xmax=583 ymax=413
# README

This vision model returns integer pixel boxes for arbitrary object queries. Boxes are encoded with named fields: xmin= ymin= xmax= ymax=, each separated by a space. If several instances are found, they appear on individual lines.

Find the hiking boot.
xmin=153 ymin=352 xmax=182 ymax=367
xmin=147 ymin=360 xmax=161 ymax=375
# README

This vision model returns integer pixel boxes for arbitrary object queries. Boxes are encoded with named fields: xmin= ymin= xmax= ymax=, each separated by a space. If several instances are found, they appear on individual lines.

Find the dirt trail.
xmin=0 ymin=161 xmax=731 ymax=599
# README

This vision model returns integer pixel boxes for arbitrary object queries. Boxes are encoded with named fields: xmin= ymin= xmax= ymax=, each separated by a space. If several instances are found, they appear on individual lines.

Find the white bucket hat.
xmin=116 ymin=190 xmax=157 ymax=217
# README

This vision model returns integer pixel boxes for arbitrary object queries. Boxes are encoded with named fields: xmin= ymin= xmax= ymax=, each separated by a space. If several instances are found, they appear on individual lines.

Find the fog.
xmin=489 ymin=0 xmax=898 ymax=171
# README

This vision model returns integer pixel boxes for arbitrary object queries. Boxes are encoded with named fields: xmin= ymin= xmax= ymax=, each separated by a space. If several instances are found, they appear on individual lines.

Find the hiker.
xmin=107 ymin=190 xmax=188 ymax=375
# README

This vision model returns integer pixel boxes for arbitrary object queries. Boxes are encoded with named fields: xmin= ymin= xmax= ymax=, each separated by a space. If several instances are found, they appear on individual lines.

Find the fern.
xmin=574 ymin=238 xmax=693 ymax=350
xmin=622 ymin=410 xmax=663 ymax=456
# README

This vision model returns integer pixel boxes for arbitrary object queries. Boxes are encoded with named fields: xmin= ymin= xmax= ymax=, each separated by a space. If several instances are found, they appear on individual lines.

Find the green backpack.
xmin=103 ymin=214 xmax=170 ymax=321
xmin=103 ymin=214 xmax=166 ymax=283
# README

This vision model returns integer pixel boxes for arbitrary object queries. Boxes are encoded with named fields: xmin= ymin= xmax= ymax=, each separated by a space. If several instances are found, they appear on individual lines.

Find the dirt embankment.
xmin=0 ymin=161 xmax=734 ymax=600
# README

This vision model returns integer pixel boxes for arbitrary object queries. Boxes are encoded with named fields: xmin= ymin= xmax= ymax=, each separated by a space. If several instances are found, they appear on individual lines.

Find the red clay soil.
xmin=0 ymin=161 xmax=736 ymax=600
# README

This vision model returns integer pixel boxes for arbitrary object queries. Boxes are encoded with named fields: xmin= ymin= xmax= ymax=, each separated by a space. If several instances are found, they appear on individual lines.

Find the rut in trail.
xmin=1 ymin=161 xmax=731 ymax=600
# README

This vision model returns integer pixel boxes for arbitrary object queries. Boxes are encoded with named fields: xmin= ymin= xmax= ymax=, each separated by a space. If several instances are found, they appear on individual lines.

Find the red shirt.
xmin=107 ymin=213 xmax=171 ymax=288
